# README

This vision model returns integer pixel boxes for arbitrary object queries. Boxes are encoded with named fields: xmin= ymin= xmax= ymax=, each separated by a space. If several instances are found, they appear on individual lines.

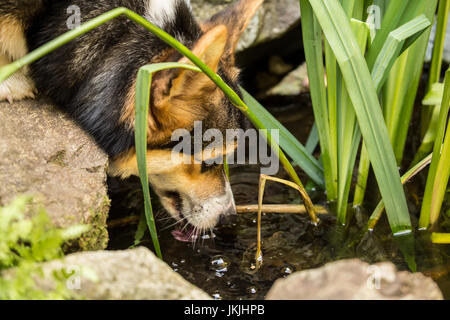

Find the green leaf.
xmin=299 ymin=0 xmax=337 ymax=200
xmin=420 ymin=68 xmax=450 ymax=229
xmin=305 ymin=123 xmax=319 ymax=153
xmin=422 ymin=83 xmax=444 ymax=106
xmin=240 ymin=87 xmax=324 ymax=187
xmin=431 ymin=233 xmax=450 ymax=244
xmin=135 ymin=62 xmax=198 ymax=259
xmin=60 ymin=225 xmax=91 ymax=241
xmin=132 ymin=210 xmax=147 ymax=248
xmin=371 ymin=15 xmax=431 ymax=91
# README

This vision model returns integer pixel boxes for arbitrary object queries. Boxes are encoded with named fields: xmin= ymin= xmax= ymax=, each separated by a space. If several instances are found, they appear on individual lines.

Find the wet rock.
xmin=268 ymin=56 xmax=294 ymax=76
xmin=34 ymin=247 xmax=212 ymax=300
xmin=266 ymin=259 xmax=443 ymax=300
xmin=191 ymin=0 xmax=300 ymax=51
xmin=0 ymin=98 xmax=110 ymax=251
xmin=267 ymin=62 xmax=309 ymax=96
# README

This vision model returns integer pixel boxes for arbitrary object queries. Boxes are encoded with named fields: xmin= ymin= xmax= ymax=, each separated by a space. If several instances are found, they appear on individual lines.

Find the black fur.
xmin=27 ymin=0 xmax=205 ymax=157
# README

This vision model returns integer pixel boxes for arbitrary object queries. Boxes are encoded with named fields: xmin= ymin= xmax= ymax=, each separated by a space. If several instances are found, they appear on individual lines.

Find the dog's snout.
xmin=218 ymin=213 xmax=235 ymax=226
xmin=217 ymin=204 xmax=237 ymax=226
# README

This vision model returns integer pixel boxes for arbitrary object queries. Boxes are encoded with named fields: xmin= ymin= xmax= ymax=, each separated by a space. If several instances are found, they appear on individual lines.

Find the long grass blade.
xmin=135 ymin=63 xmax=199 ymax=258
xmin=431 ymin=233 xmax=450 ymax=244
xmin=353 ymin=15 xmax=432 ymax=206
xmin=240 ymin=87 xmax=324 ymax=187
xmin=335 ymin=19 xmax=368 ymax=224
xmin=299 ymin=0 xmax=337 ymax=200
xmin=305 ymin=123 xmax=319 ymax=153
xmin=367 ymin=153 xmax=433 ymax=231
xmin=420 ymin=68 xmax=450 ymax=229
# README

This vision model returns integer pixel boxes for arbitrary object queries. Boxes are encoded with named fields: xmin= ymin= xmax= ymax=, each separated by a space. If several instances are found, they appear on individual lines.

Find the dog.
xmin=0 ymin=0 xmax=263 ymax=241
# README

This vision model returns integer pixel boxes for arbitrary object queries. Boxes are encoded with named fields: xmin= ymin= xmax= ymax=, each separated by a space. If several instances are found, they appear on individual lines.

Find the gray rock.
xmin=0 ymin=98 xmax=110 ymax=251
xmin=267 ymin=62 xmax=309 ymax=96
xmin=191 ymin=0 xmax=300 ymax=51
xmin=266 ymin=259 xmax=443 ymax=300
xmin=35 ymin=247 xmax=212 ymax=300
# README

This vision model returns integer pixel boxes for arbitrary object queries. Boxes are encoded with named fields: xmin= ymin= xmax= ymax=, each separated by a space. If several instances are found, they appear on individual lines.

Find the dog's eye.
xmin=201 ymin=161 xmax=219 ymax=173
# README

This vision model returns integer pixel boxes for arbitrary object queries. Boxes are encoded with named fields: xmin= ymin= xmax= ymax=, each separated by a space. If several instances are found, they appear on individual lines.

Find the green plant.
xmin=354 ymin=0 xmax=440 ymax=206
xmin=0 ymin=196 xmax=90 ymax=299
xmin=299 ymin=0 xmax=433 ymax=234
xmin=419 ymin=68 xmax=450 ymax=229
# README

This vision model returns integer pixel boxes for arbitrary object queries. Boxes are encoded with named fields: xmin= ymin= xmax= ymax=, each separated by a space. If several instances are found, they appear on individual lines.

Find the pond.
xmin=107 ymin=94 xmax=450 ymax=300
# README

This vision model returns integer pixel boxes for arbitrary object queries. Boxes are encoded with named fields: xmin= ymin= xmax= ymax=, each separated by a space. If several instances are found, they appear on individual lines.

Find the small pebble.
xmin=247 ymin=286 xmax=258 ymax=295
xmin=210 ymin=255 xmax=230 ymax=273
xmin=212 ymin=292 xmax=222 ymax=300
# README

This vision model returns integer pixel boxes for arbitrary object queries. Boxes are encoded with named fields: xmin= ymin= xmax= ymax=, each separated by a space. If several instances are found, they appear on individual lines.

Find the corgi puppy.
xmin=0 ymin=0 xmax=263 ymax=240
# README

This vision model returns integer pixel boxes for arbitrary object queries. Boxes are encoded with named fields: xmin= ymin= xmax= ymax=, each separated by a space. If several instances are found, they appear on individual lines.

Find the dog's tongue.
xmin=171 ymin=226 xmax=197 ymax=242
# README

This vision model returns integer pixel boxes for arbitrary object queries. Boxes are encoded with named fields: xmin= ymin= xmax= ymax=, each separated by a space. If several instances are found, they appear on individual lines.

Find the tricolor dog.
xmin=0 ymin=0 xmax=264 ymax=241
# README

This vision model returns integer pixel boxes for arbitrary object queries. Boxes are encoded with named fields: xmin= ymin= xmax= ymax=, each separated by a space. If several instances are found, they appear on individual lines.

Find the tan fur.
xmin=119 ymin=48 xmax=174 ymax=132
xmin=0 ymin=16 xmax=28 ymax=60
xmin=109 ymin=148 xmax=225 ymax=198
xmin=0 ymin=15 xmax=36 ymax=102
xmin=108 ymin=142 xmax=237 ymax=179
xmin=119 ymin=25 xmax=228 ymax=145
xmin=203 ymin=0 xmax=264 ymax=63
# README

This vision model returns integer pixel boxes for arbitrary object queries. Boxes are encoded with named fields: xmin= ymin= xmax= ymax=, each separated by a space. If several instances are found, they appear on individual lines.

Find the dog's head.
xmin=110 ymin=0 xmax=263 ymax=240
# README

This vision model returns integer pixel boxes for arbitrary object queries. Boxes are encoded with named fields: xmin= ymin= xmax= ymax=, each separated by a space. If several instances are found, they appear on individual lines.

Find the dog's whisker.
xmin=160 ymin=217 xmax=188 ymax=231
xmin=209 ymin=227 xmax=215 ymax=245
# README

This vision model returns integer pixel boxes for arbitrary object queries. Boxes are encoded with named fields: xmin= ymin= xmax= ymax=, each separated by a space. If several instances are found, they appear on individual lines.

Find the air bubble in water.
xmin=212 ymin=292 xmax=222 ymax=300
xmin=210 ymin=255 xmax=230 ymax=273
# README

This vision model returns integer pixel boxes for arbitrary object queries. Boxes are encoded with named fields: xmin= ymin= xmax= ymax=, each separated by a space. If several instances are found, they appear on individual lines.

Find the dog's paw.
xmin=0 ymin=73 xmax=37 ymax=103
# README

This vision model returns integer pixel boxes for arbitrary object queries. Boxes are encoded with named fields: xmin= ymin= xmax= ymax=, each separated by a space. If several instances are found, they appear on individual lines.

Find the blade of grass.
xmin=420 ymin=68 xmax=450 ymax=229
xmin=428 ymin=0 xmax=449 ymax=93
xmin=305 ymin=122 xmax=319 ymax=154
xmin=367 ymin=153 xmax=433 ymax=231
xmin=431 ymin=233 xmax=450 ymax=244
xmin=329 ymin=0 xmax=358 ymax=212
xmin=354 ymin=14 xmax=433 ymax=206
xmin=135 ymin=63 xmax=201 ymax=258
xmin=365 ymin=0 xmax=409 ymax=69
xmin=335 ymin=19 xmax=368 ymax=224
xmin=240 ymin=87 xmax=324 ymax=187
xmin=414 ymin=0 xmax=449 ymax=162
xmin=300 ymin=0 xmax=337 ymax=200
xmin=324 ymin=41 xmax=339 ymax=200
xmin=371 ymin=15 xmax=431 ymax=90
xmin=428 ymin=126 xmax=450 ymax=227
xmin=131 ymin=210 xmax=147 ymax=248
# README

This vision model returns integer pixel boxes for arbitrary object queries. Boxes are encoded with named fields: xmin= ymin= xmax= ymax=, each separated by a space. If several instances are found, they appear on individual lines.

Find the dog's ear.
xmin=172 ymin=24 xmax=228 ymax=94
xmin=203 ymin=0 xmax=264 ymax=59
xmin=148 ymin=25 xmax=228 ymax=145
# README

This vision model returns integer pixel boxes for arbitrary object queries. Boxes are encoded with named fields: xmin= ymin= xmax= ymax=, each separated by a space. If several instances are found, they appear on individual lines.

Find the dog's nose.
xmin=217 ymin=205 xmax=237 ymax=226
xmin=218 ymin=213 xmax=235 ymax=226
